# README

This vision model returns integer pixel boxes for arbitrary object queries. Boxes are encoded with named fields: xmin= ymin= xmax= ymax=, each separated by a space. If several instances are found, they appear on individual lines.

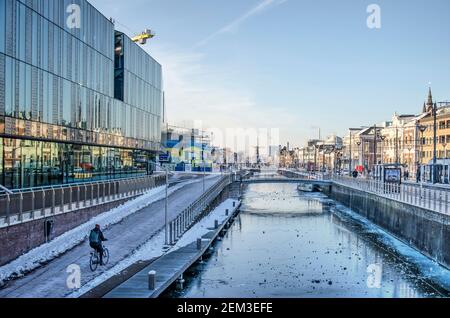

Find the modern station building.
xmin=0 ymin=0 xmax=164 ymax=189
xmin=161 ymin=125 xmax=213 ymax=172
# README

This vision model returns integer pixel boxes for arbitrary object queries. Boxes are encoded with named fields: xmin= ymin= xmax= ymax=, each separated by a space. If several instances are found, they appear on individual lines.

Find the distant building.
xmin=160 ymin=125 xmax=212 ymax=172
xmin=418 ymin=89 xmax=450 ymax=166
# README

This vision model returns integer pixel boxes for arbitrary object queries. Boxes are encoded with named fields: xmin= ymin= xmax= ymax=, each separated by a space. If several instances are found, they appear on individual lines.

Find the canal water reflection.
xmin=165 ymin=182 xmax=450 ymax=298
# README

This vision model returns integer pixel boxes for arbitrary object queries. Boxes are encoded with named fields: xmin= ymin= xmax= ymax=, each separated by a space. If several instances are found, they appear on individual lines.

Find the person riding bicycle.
xmin=89 ymin=224 xmax=108 ymax=265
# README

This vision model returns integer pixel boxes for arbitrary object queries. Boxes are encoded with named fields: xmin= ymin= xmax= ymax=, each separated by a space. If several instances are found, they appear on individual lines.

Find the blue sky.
xmin=91 ymin=0 xmax=450 ymax=146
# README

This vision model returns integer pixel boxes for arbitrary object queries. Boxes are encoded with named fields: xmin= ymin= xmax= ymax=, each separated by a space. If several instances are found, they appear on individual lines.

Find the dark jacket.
xmin=89 ymin=228 xmax=106 ymax=245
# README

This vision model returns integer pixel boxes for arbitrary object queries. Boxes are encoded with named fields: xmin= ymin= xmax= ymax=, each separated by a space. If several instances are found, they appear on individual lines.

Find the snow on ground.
xmin=67 ymin=230 xmax=167 ymax=298
xmin=66 ymin=199 xmax=240 ymax=298
xmin=174 ymin=199 xmax=240 ymax=250
xmin=0 ymin=175 xmax=217 ymax=286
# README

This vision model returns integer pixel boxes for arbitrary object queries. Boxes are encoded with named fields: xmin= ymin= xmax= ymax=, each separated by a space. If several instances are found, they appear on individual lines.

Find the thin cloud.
xmin=195 ymin=0 xmax=288 ymax=48
xmin=148 ymin=45 xmax=296 ymax=136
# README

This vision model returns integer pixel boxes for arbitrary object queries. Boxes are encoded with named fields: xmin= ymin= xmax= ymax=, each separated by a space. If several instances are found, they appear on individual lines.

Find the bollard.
xmin=5 ymin=194 xmax=11 ymax=225
xmin=233 ymin=201 xmax=236 ymax=208
xmin=225 ymin=209 xmax=229 ymax=216
xmin=197 ymin=238 xmax=202 ymax=250
xmin=51 ymin=189 xmax=56 ymax=214
xmin=91 ymin=185 xmax=94 ymax=206
xmin=60 ymin=188 xmax=64 ymax=213
xmin=18 ymin=193 xmax=23 ymax=221
xmin=41 ymin=190 xmax=46 ymax=216
xmin=76 ymin=187 xmax=80 ymax=209
xmin=215 ymin=220 xmax=219 ymax=229
xmin=169 ymin=222 xmax=173 ymax=245
xmin=446 ymin=191 xmax=449 ymax=214
xmin=31 ymin=192 xmax=35 ymax=218
xmin=172 ymin=221 xmax=176 ymax=243
xmin=148 ymin=271 xmax=156 ymax=290
xmin=69 ymin=187 xmax=72 ymax=211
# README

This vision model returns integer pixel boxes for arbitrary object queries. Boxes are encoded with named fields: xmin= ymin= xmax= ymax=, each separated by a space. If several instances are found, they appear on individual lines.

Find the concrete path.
xmin=104 ymin=200 xmax=240 ymax=298
xmin=0 ymin=174 xmax=221 ymax=298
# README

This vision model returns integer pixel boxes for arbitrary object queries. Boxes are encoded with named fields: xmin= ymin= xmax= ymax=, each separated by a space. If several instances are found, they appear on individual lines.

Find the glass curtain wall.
xmin=0 ymin=138 xmax=155 ymax=189
xmin=0 ymin=0 xmax=163 ymax=189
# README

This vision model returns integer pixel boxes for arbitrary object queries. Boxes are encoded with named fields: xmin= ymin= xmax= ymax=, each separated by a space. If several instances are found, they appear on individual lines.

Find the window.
xmin=5 ymin=56 xmax=13 ymax=116
xmin=18 ymin=2 xmax=26 ymax=61
xmin=62 ymin=80 xmax=71 ymax=126
xmin=0 ymin=0 xmax=5 ymax=53
xmin=25 ymin=63 xmax=31 ymax=119
xmin=19 ymin=61 xmax=26 ymax=118
xmin=32 ymin=11 xmax=38 ymax=66
xmin=0 ymin=54 xmax=4 ymax=116
xmin=0 ymin=137 xmax=3 ymax=185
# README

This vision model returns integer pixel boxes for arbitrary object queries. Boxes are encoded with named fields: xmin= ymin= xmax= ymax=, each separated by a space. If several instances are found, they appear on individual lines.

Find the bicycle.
xmin=89 ymin=245 xmax=109 ymax=272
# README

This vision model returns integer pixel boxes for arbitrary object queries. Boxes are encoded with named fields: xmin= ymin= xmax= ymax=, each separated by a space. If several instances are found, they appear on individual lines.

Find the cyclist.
xmin=89 ymin=224 xmax=108 ymax=265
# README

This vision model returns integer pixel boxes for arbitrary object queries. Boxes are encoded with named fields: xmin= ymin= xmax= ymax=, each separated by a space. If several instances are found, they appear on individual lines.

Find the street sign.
xmin=384 ymin=168 xmax=401 ymax=184
xmin=159 ymin=153 xmax=170 ymax=163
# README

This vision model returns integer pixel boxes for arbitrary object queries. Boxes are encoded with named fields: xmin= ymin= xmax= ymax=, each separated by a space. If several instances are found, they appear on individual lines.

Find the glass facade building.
xmin=0 ymin=0 xmax=163 ymax=189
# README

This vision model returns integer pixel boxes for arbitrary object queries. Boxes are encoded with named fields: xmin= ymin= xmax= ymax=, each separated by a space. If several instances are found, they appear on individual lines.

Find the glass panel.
xmin=0 ymin=0 xmax=5 ymax=53
xmin=62 ymin=79 xmax=70 ymax=126
xmin=18 ymin=2 xmax=25 ymax=61
xmin=19 ymin=61 xmax=25 ymax=118
xmin=25 ymin=63 xmax=31 ymax=119
xmin=0 ymin=54 xmax=4 ymax=116
xmin=5 ymin=56 xmax=13 ymax=116
xmin=0 ymin=137 xmax=3 ymax=186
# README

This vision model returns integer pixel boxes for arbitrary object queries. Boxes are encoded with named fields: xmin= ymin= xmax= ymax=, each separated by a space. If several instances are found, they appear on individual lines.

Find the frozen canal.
xmin=164 ymin=182 xmax=450 ymax=298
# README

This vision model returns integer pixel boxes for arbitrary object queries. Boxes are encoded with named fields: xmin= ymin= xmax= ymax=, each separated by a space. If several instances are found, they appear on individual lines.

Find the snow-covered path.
xmin=0 ymin=174 xmax=221 ymax=298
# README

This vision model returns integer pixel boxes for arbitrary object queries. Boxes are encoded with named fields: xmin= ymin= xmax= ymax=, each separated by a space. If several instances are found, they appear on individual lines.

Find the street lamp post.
xmin=373 ymin=125 xmax=378 ymax=169
xmin=159 ymin=131 xmax=170 ymax=246
xmin=164 ymin=166 xmax=169 ymax=245
xmin=443 ymin=142 xmax=448 ymax=183
xmin=407 ymin=145 xmax=413 ymax=181
xmin=381 ymin=135 xmax=386 ymax=165
xmin=322 ymin=148 xmax=326 ymax=173
xmin=418 ymin=125 xmax=427 ymax=183
xmin=201 ymin=134 xmax=205 ymax=193
xmin=433 ymin=102 xmax=438 ymax=184
xmin=348 ymin=130 xmax=353 ymax=176
xmin=314 ymin=145 xmax=318 ymax=174
xmin=356 ymin=141 xmax=362 ymax=172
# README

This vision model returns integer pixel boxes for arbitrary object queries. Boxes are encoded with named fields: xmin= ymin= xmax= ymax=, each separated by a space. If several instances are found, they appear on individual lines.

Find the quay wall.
xmin=327 ymin=182 xmax=450 ymax=269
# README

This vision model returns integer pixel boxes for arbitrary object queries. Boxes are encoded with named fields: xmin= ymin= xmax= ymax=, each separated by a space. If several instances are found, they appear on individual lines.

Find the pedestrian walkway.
xmin=0 ymin=174 xmax=222 ymax=298
xmin=104 ymin=199 xmax=240 ymax=298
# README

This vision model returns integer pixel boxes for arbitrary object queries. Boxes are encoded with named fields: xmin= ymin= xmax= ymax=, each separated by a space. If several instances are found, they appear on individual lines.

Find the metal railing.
xmin=278 ymin=169 xmax=331 ymax=181
xmin=0 ymin=174 xmax=166 ymax=227
xmin=332 ymin=175 xmax=450 ymax=215
xmin=167 ymin=174 xmax=232 ymax=245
